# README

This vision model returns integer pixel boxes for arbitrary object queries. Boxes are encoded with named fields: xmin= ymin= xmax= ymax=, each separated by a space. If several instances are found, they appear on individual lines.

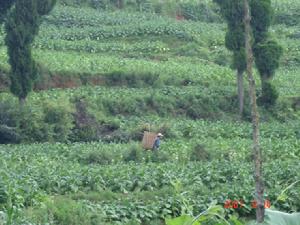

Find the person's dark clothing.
xmin=152 ymin=137 xmax=160 ymax=150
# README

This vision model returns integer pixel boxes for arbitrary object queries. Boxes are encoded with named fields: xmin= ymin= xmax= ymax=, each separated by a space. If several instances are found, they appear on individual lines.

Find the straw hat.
xmin=157 ymin=133 xmax=163 ymax=137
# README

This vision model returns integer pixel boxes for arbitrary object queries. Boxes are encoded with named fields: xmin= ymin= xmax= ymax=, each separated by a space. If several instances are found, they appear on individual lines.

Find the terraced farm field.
xmin=0 ymin=0 xmax=300 ymax=224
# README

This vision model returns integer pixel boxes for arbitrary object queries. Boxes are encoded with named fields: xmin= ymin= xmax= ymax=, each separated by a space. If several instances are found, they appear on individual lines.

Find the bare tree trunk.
xmin=243 ymin=0 xmax=264 ymax=223
xmin=237 ymin=69 xmax=244 ymax=118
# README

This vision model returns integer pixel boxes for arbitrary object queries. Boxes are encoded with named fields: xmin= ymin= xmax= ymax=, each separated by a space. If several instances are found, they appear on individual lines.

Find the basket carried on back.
xmin=142 ymin=131 xmax=157 ymax=150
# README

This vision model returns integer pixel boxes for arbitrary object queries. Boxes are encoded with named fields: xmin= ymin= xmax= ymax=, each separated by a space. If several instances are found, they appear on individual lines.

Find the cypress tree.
xmin=0 ymin=0 xmax=16 ymax=23
xmin=4 ymin=0 xmax=56 ymax=104
xmin=244 ymin=0 xmax=264 ymax=221
xmin=251 ymin=0 xmax=283 ymax=106
xmin=250 ymin=0 xmax=273 ymax=43
xmin=214 ymin=0 xmax=247 ymax=117
xmin=215 ymin=0 xmax=283 ymax=108
xmin=5 ymin=0 xmax=39 ymax=104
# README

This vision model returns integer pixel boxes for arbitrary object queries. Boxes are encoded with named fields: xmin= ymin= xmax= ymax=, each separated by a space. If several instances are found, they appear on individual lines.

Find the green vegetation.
xmin=4 ymin=0 xmax=56 ymax=103
xmin=0 ymin=0 xmax=299 ymax=224
xmin=0 ymin=0 xmax=15 ymax=23
xmin=250 ymin=0 xmax=283 ymax=107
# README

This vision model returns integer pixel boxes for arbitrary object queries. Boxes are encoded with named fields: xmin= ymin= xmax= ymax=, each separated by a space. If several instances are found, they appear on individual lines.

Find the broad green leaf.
xmin=265 ymin=209 xmax=300 ymax=225
xmin=206 ymin=205 xmax=224 ymax=215
xmin=165 ymin=215 xmax=200 ymax=225
xmin=248 ymin=209 xmax=300 ymax=225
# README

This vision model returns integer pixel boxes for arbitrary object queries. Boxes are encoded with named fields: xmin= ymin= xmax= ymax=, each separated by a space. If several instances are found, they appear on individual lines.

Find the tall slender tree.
xmin=214 ymin=0 xmax=246 ymax=117
xmin=4 ymin=0 xmax=56 ymax=104
xmin=0 ymin=0 xmax=16 ymax=23
xmin=214 ymin=0 xmax=282 ymax=110
xmin=250 ymin=0 xmax=283 ymax=106
xmin=5 ymin=0 xmax=39 ymax=104
xmin=244 ymin=0 xmax=264 ymax=222
xmin=253 ymin=40 xmax=282 ymax=106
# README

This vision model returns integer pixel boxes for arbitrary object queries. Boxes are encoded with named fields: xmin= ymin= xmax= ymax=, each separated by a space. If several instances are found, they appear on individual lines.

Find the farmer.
xmin=152 ymin=133 xmax=163 ymax=151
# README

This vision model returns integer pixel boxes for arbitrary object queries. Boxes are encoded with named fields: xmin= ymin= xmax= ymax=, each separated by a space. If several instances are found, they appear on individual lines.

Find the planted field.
xmin=1 ymin=118 xmax=300 ymax=224
xmin=0 ymin=2 xmax=299 ymax=94
xmin=0 ymin=0 xmax=300 ymax=224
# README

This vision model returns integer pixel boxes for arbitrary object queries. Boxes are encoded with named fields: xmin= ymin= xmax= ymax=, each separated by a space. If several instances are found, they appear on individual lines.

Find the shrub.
xmin=130 ymin=125 xmax=148 ymax=141
xmin=100 ymin=118 xmax=120 ymax=132
xmin=44 ymin=99 xmax=74 ymax=142
xmin=179 ymin=2 xmax=221 ymax=23
xmin=102 ymin=129 xmax=131 ymax=143
xmin=70 ymin=97 xmax=99 ymax=142
xmin=190 ymin=143 xmax=211 ymax=161
xmin=96 ymin=118 xmax=125 ymax=142
xmin=130 ymin=122 xmax=177 ymax=142
xmin=156 ymin=123 xmax=177 ymax=139
xmin=124 ymin=144 xmax=144 ymax=162
xmin=0 ymin=100 xmax=50 ymax=142
xmin=70 ymin=190 xmax=118 ymax=202
xmin=91 ymin=0 xmax=110 ymax=9
xmin=145 ymin=93 xmax=176 ymax=117
xmin=71 ymin=97 xmax=127 ymax=142
xmin=0 ymin=125 xmax=20 ymax=144
xmin=0 ymin=70 xmax=9 ymax=92
xmin=213 ymin=52 xmax=231 ymax=66
xmin=34 ymin=62 xmax=53 ymax=90
xmin=257 ymin=82 xmax=279 ymax=108
xmin=80 ymin=150 xmax=114 ymax=165
xmin=18 ymin=105 xmax=50 ymax=142
xmin=102 ymin=95 xmax=145 ymax=116
xmin=274 ymin=12 xmax=300 ymax=26
xmin=23 ymin=197 xmax=105 ymax=225
xmin=149 ymin=150 xmax=169 ymax=163
xmin=0 ymin=100 xmax=21 ymax=143
xmin=177 ymin=94 xmax=221 ymax=119
xmin=292 ymin=97 xmax=300 ymax=111
xmin=267 ymin=99 xmax=300 ymax=122
xmin=105 ymin=71 xmax=160 ymax=88
xmin=0 ymin=100 xmax=18 ymax=127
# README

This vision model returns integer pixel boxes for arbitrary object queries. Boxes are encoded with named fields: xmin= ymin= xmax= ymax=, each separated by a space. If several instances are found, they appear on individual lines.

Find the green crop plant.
xmin=0 ymin=1 xmax=299 ymax=224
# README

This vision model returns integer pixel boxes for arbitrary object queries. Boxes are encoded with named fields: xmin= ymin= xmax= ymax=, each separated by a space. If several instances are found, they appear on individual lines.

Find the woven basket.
xmin=142 ymin=131 xmax=157 ymax=149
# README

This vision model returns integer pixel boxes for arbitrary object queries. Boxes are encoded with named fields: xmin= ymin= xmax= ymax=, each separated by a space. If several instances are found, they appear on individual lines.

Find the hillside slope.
xmin=0 ymin=1 xmax=299 ymax=224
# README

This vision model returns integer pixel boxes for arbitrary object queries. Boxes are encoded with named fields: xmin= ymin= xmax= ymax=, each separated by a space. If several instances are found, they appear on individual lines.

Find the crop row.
xmin=47 ymin=1 xmax=300 ymax=27
xmin=32 ymin=38 xmax=169 ymax=54
xmin=37 ymin=20 xmax=224 ymax=45
xmin=0 ymin=25 xmax=297 ymax=67
xmin=2 ymin=47 xmax=299 ymax=96
xmin=45 ymin=5 xmax=160 ymax=27
xmin=1 ymin=129 xmax=299 ymax=166
xmin=1 ymin=144 xmax=299 ymax=216
xmin=1 ymin=83 xmax=299 ymax=131
xmin=0 ymin=48 xmax=235 ymax=85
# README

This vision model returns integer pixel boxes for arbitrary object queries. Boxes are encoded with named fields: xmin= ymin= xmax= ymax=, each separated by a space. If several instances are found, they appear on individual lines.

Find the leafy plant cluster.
xmin=272 ymin=0 xmax=300 ymax=26
xmin=54 ymin=0 xmax=300 ymax=26
xmin=3 ymin=0 xmax=57 ymax=102
xmin=0 ymin=87 xmax=233 ymax=143
xmin=178 ymin=0 xmax=222 ymax=22
xmin=0 ymin=141 xmax=299 ymax=224
xmin=0 ymin=47 xmax=236 ymax=85
xmin=36 ymin=7 xmax=225 ymax=44
xmin=45 ymin=5 xmax=160 ymax=27
xmin=33 ymin=38 xmax=169 ymax=54
xmin=1 ymin=82 xmax=299 ymax=143
xmin=40 ymin=22 xmax=194 ymax=42
xmin=0 ymin=5 xmax=298 ymax=96
xmin=0 ymin=1 xmax=299 ymax=225
xmin=0 ymin=5 xmax=297 ymax=93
